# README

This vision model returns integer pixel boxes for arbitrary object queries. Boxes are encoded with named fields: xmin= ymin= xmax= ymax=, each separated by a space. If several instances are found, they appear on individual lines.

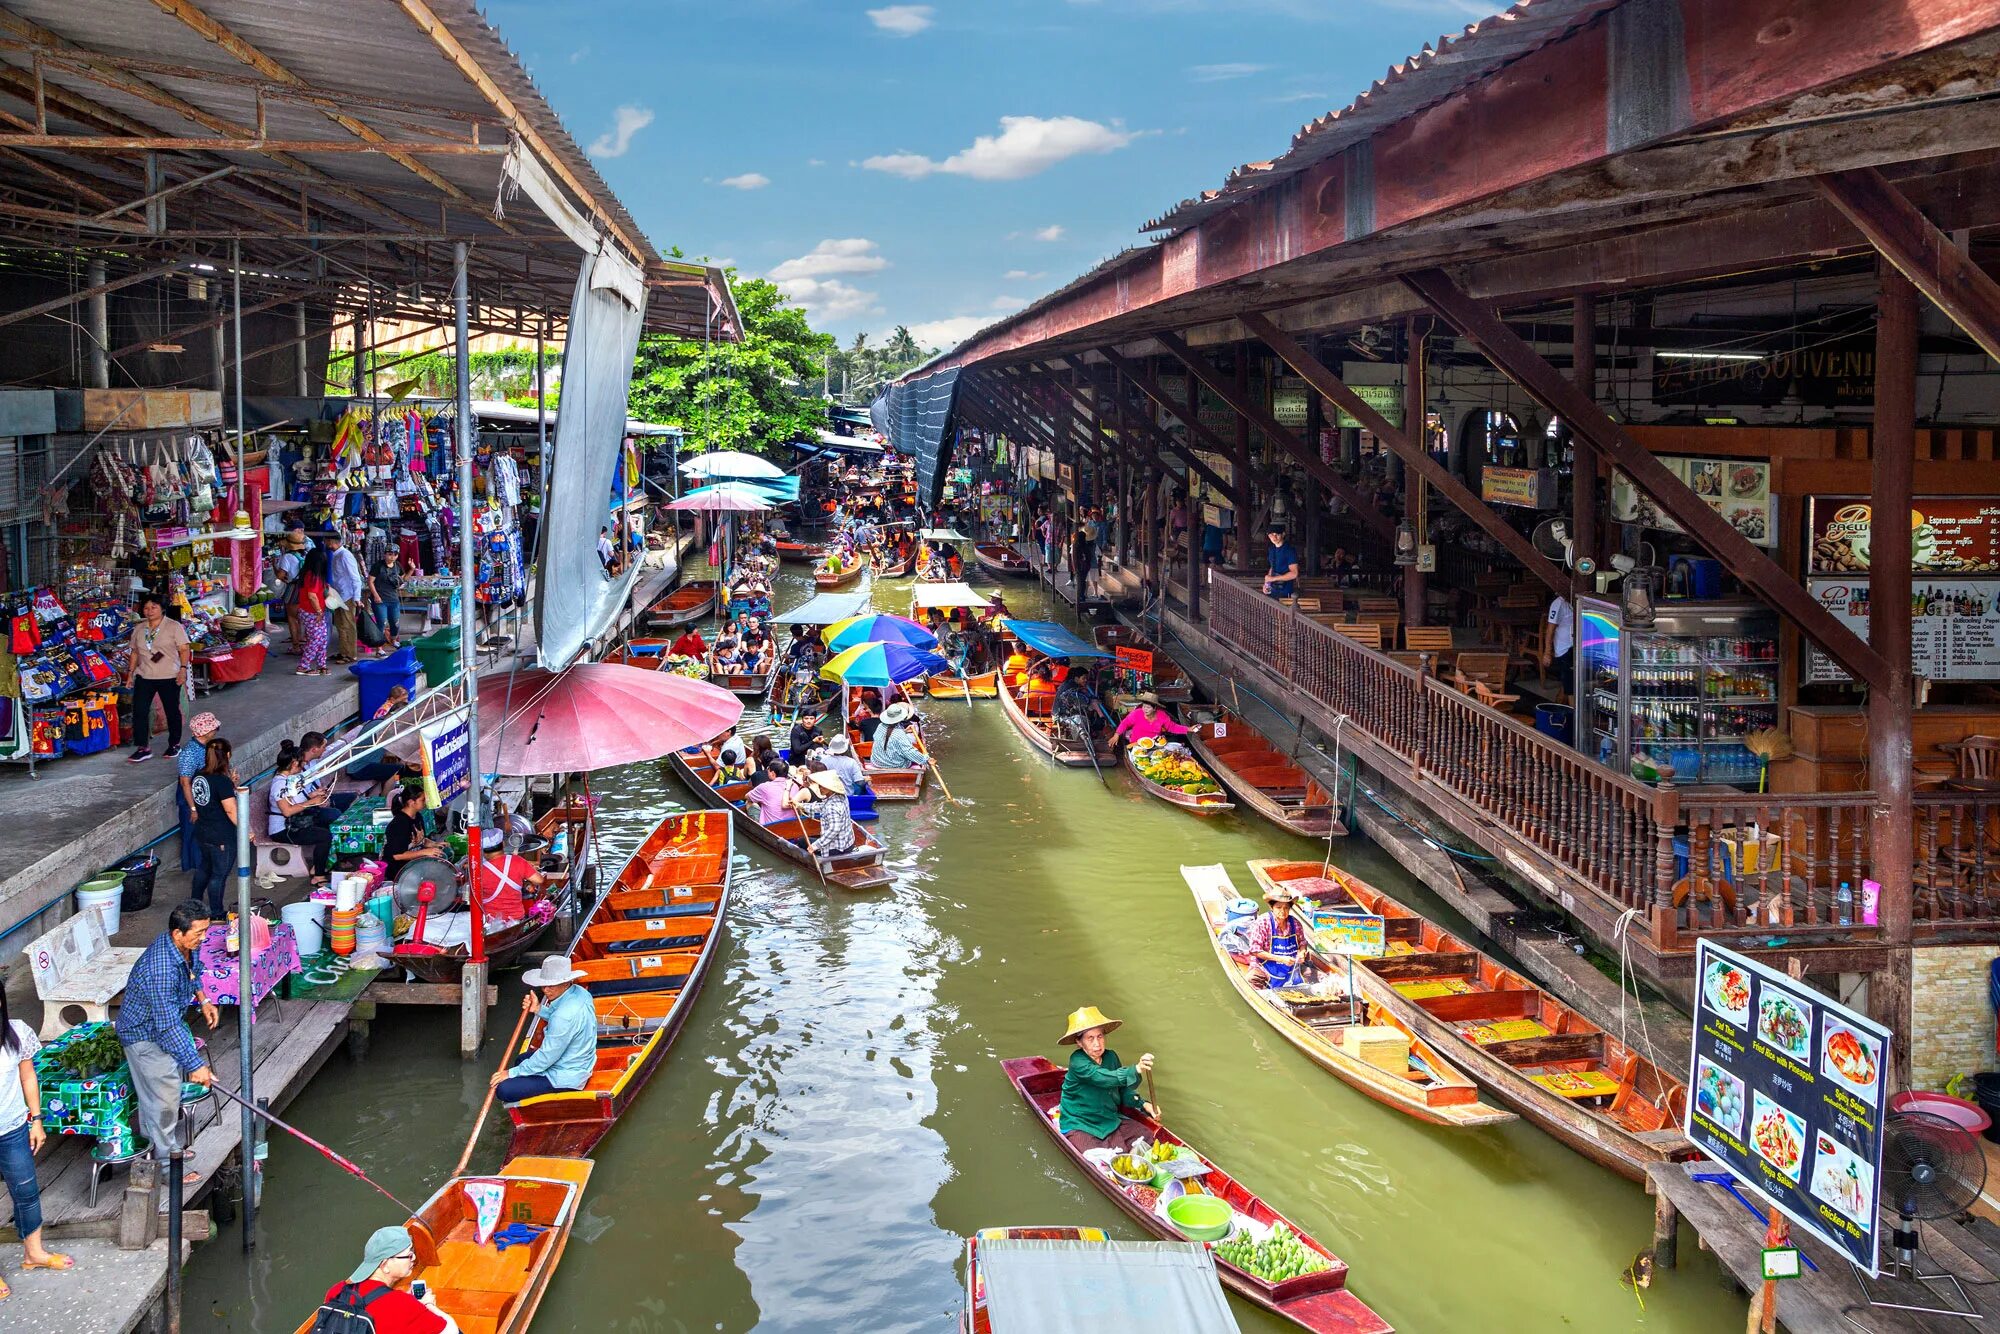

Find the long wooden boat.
xmin=643 ymin=579 xmax=718 ymax=629
xmin=1123 ymin=742 xmax=1234 ymax=816
xmin=667 ymin=747 xmax=895 ymax=890
xmin=997 ymin=669 xmax=1114 ymax=768
xmin=922 ymin=671 xmax=998 ymax=700
xmin=1248 ymin=858 xmax=1691 ymax=1181
xmin=775 ymin=538 xmax=825 ymax=564
xmin=973 ymin=542 xmax=1032 ymax=578
xmin=393 ymin=800 xmax=594 ymax=986
xmin=504 ymin=811 xmax=733 ymax=1158
xmin=814 ymin=552 xmax=866 ymax=589
xmin=874 ymin=547 xmax=916 ymax=578
xmin=863 ymin=759 xmax=931 ymax=802
xmin=1002 ymin=1056 xmax=1391 ymax=1334
xmin=292 ymin=1155 xmax=591 ymax=1334
xmin=1093 ymin=623 xmax=1192 ymax=705
xmin=1191 ymin=714 xmax=1342 ymax=839
xmin=707 ymin=659 xmax=778 ymax=700
xmin=1182 ymin=865 xmax=1511 ymax=1128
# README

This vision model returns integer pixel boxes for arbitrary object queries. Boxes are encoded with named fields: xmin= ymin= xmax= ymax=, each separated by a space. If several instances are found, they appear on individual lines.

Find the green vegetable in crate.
xmin=46 ymin=1027 xmax=127 ymax=1080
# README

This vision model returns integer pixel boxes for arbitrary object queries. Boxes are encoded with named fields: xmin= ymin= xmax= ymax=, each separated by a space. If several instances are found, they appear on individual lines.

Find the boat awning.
xmin=775 ymin=591 xmax=872 ymax=625
xmin=912 ymin=582 xmax=991 ymax=610
xmin=1002 ymin=619 xmax=1111 ymax=660
xmin=918 ymin=528 xmax=971 ymax=542
xmin=790 ymin=430 xmax=885 ymax=458
xmin=979 ymin=1239 xmax=1242 ymax=1334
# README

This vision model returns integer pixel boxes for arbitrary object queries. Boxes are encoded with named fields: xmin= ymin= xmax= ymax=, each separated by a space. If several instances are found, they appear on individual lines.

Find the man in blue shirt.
xmin=491 ymin=957 xmax=597 ymax=1103
xmin=115 ymin=900 xmax=217 ymax=1175
xmin=1262 ymin=524 xmax=1300 ymax=600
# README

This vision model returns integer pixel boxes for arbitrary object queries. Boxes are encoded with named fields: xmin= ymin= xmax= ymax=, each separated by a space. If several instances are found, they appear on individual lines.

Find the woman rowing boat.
xmin=1246 ymin=881 xmax=1312 ymax=989
xmin=1056 ymin=1005 xmax=1158 ymax=1153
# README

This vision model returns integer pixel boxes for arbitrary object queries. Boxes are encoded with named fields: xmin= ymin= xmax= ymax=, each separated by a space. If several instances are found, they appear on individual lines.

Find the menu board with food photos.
xmin=1687 ymin=940 xmax=1890 ymax=1273
xmin=1611 ymin=457 xmax=1775 ymax=547
xmin=1809 ymin=497 xmax=2000 ymax=574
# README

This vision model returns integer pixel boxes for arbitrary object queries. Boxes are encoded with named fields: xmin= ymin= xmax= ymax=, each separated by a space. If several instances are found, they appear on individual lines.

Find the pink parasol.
xmin=664 ymin=482 xmax=772 ymax=512
xmin=476 ymin=661 xmax=743 ymax=775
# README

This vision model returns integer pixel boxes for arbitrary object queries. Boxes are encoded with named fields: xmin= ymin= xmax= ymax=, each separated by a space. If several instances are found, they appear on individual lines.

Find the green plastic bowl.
xmin=1165 ymin=1193 xmax=1234 ymax=1242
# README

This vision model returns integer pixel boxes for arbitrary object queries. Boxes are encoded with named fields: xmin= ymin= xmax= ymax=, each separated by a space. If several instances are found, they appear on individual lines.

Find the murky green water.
xmin=185 ymin=565 xmax=1745 ymax=1332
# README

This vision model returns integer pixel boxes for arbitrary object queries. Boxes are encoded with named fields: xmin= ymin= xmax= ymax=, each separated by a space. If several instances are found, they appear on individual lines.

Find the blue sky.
xmin=486 ymin=0 xmax=1493 ymax=351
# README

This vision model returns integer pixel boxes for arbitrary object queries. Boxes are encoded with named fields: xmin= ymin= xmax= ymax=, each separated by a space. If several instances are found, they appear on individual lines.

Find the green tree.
xmin=628 ymin=273 xmax=834 ymax=456
xmin=884 ymin=325 xmax=922 ymax=364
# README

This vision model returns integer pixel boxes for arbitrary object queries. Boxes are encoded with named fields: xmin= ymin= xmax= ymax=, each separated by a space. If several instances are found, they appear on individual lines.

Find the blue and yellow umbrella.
xmin=819 ymin=640 xmax=951 ymax=689
xmin=822 ymin=613 xmax=939 ymax=653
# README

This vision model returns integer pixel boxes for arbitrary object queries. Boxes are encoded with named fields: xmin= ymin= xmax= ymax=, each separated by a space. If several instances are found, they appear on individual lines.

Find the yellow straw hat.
xmin=1059 ymin=1005 xmax=1122 ymax=1044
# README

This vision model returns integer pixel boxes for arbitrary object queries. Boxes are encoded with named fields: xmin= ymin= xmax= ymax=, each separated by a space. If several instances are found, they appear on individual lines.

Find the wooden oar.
xmin=454 ymin=1002 xmax=534 ymax=1178
xmin=914 ymin=722 xmax=961 ymax=805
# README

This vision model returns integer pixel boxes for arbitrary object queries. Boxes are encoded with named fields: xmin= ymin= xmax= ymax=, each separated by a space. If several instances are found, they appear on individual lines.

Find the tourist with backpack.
xmin=309 ymin=1225 xmax=457 ymax=1333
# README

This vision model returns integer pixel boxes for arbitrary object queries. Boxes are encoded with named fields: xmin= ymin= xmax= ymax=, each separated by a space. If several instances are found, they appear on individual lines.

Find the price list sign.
xmin=1685 ymin=940 xmax=1891 ymax=1273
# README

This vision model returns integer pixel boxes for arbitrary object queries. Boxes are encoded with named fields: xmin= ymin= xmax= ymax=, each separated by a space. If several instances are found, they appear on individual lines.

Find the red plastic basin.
xmin=1889 ymin=1089 xmax=1993 ymax=1135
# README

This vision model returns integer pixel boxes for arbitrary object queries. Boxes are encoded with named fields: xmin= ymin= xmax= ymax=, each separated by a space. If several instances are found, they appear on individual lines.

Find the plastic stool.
xmin=253 ymin=838 xmax=310 ymax=881
xmin=87 ymin=1139 xmax=145 ymax=1208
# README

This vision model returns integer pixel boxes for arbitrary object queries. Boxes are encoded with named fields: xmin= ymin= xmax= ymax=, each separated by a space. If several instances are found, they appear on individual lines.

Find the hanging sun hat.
xmin=881 ymin=701 xmax=915 ymax=725
xmin=1060 ymin=1005 xmax=1123 ymax=1044
xmin=826 ymin=735 xmax=853 ymax=755
xmin=520 ymin=956 xmax=587 ymax=988
xmin=189 ymin=712 xmax=221 ymax=739
xmin=349 ymin=1225 xmax=416 ymax=1283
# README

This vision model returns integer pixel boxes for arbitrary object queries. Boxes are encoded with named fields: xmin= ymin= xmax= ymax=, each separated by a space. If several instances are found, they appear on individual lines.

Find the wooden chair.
xmin=1957 ymin=735 xmax=2000 ymax=781
xmin=1404 ymin=625 xmax=1455 ymax=672
xmin=1293 ymin=596 xmax=1322 ymax=614
xmin=1454 ymin=651 xmax=1509 ymax=688
xmin=1387 ymin=651 xmax=1429 ymax=674
xmin=1357 ymin=597 xmax=1400 ymax=615
xmin=1498 ymin=586 xmax=1541 ymax=609
xmin=1331 ymin=622 xmax=1383 ymax=651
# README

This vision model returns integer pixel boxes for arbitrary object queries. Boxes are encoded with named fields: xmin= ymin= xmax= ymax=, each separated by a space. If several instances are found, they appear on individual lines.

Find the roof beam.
xmin=1401 ymin=265 xmax=1888 ymax=687
xmin=1079 ymin=349 xmax=1244 ymax=506
xmin=1238 ymin=310 xmax=1567 ymax=595
xmin=0 ymin=258 xmax=186 ymax=330
xmin=1816 ymin=165 xmax=2000 ymax=364
xmin=0 ymin=134 xmax=504 ymax=154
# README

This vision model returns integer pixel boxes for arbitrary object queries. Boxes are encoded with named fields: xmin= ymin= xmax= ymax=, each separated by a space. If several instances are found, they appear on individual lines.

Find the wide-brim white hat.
xmin=521 ymin=956 xmax=587 ymax=988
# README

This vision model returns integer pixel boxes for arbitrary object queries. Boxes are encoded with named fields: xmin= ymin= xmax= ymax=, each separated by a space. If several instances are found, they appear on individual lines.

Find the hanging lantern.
xmin=1622 ymin=565 xmax=1657 ymax=628
xmin=1394 ymin=518 xmax=1418 ymax=566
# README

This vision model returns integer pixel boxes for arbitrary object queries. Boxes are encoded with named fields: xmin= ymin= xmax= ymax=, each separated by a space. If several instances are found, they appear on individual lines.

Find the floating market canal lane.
xmin=184 ymin=572 xmax=1745 ymax=1332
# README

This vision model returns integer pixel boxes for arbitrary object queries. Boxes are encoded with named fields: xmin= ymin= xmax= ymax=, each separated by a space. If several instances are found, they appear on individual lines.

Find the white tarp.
xmin=501 ymin=143 xmax=644 ymax=307
xmin=774 ymin=591 xmax=871 ymax=625
xmin=911 ymin=582 xmax=991 ymax=610
xmin=979 ymin=1239 xmax=1241 ymax=1334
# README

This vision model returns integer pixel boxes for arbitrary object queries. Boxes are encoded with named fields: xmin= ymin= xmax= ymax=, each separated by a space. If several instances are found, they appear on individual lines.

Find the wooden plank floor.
xmin=0 ymin=993 xmax=358 ymax=1242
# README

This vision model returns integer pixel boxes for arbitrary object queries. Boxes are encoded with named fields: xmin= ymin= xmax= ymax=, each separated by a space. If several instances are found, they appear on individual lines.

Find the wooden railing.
xmin=1203 ymin=574 xmax=2000 ymax=954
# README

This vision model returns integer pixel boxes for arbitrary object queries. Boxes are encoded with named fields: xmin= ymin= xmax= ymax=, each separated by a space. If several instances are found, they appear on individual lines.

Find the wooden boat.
xmin=1002 ymin=1056 xmax=1391 ymax=1334
xmin=973 ymin=542 xmax=1032 ymax=578
xmin=292 ymin=1155 xmax=591 ymax=1334
xmin=707 ymin=657 xmax=778 ymax=699
xmin=668 ymin=746 xmax=895 ymax=890
xmin=874 ymin=547 xmax=916 ymax=578
xmin=1191 ymin=714 xmax=1342 ymax=839
xmin=393 ymin=801 xmax=594 ymax=986
xmin=863 ymin=760 xmax=931 ymax=802
xmin=643 ymin=579 xmax=718 ymax=629
xmin=997 ymin=668 xmax=1114 ymax=768
xmin=1248 ymin=858 xmax=1690 ymax=1181
xmin=775 ymin=538 xmax=825 ymax=563
xmin=1123 ymin=739 xmax=1235 ymax=816
xmin=961 ymin=1226 xmax=1105 ymax=1334
xmin=1093 ymin=623 xmax=1192 ymax=705
xmin=1182 ymin=865 xmax=1512 ymax=1128
xmin=922 ymin=671 xmax=998 ymax=700
xmin=504 ymin=811 xmax=733 ymax=1159
xmin=814 ymin=552 xmax=866 ymax=589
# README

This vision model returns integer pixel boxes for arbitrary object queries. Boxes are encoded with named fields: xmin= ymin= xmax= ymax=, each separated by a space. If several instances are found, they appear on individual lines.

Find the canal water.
xmin=185 ymin=564 xmax=1745 ymax=1332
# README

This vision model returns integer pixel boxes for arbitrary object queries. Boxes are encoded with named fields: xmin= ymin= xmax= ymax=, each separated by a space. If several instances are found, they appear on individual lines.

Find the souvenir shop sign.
xmin=1611 ymin=456 xmax=1774 ymax=547
xmin=419 ymin=708 xmax=472 ymax=805
xmin=1652 ymin=331 xmax=1875 ymax=408
xmin=1480 ymin=466 xmax=1557 ymax=509
xmin=1808 ymin=497 xmax=2000 ymax=574
xmin=1804 ymin=577 xmax=2000 ymax=682
xmin=1686 ymin=940 xmax=1890 ymax=1274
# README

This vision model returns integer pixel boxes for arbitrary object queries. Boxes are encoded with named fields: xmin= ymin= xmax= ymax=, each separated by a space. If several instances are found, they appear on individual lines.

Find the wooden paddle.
xmin=915 ymin=722 xmax=960 ymax=805
xmin=454 ymin=1002 xmax=533 ymax=1178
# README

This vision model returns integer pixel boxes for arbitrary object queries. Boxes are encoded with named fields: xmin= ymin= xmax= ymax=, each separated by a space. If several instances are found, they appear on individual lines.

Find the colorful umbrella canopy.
xmin=822 ymin=613 xmax=939 ymax=652
xmin=665 ymin=482 xmax=772 ymax=512
xmin=477 ymin=662 xmax=742 ymax=775
xmin=819 ymin=641 xmax=952 ymax=689
xmin=680 ymin=449 xmax=785 ymax=480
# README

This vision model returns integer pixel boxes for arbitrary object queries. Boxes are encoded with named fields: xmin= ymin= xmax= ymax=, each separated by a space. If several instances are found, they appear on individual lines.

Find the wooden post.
xmin=1651 ymin=1183 xmax=1680 ymax=1270
xmin=1571 ymin=294 xmax=1600 ymax=581
xmin=1403 ymin=316 xmax=1428 ymax=627
xmin=1234 ymin=351 xmax=1255 ymax=567
xmin=461 ymin=958 xmax=490 ymax=1057
xmin=120 ymin=1157 xmax=162 ymax=1251
xmin=1870 ymin=259 xmax=1917 ymax=1076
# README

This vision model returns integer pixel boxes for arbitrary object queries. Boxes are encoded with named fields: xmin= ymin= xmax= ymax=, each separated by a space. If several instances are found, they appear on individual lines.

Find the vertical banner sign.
xmin=1686 ymin=941 xmax=1891 ymax=1273
xmin=419 ymin=707 xmax=473 ymax=806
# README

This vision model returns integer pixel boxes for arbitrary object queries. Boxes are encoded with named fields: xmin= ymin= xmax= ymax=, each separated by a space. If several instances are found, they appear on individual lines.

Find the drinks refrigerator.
xmin=1576 ymin=598 xmax=1781 ymax=787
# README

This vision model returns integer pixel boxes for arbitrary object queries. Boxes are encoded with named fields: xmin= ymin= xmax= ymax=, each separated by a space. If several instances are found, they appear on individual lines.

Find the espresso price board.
xmin=1685 ymin=940 xmax=1890 ymax=1273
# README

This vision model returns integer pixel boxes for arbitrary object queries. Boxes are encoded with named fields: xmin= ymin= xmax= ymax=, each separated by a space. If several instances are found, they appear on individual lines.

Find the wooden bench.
xmin=26 ymin=911 xmax=145 ymax=1039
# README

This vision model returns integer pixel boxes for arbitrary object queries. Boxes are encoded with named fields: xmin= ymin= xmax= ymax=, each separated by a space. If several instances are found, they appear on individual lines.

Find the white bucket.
xmin=281 ymin=901 xmax=326 ymax=956
xmin=334 ymin=875 xmax=362 ymax=912
xmin=76 ymin=883 xmax=123 ymax=937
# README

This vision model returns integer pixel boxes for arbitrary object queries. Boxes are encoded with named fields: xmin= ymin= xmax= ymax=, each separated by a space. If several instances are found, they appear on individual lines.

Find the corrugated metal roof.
xmin=1141 ymin=0 xmax=1623 ymax=235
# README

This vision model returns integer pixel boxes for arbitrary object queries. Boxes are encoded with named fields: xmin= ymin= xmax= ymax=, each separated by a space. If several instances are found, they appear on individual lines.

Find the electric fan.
xmin=1856 ymin=1109 xmax=1987 ymax=1318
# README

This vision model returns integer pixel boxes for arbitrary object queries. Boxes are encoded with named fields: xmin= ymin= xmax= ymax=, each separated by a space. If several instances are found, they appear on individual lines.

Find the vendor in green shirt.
xmin=1056 ymin=1005 xmax=1158 ymax=1152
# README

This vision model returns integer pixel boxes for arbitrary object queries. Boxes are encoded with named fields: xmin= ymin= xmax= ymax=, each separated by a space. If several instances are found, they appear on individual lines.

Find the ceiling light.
xmin=1655 ymin=350 xmax=1764 ymax=363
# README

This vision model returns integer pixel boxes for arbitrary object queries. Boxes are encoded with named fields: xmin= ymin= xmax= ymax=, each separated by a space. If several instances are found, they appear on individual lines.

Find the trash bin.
xmin=413 ymin=627 xmax=461 ymax=687
xmin=1533 ymin=703 xmax=1574 ymax=748
xmin=350 ymin=646 xmax=419 ymax=721
xmin=115 ymin=853 xmax=159 ymax=913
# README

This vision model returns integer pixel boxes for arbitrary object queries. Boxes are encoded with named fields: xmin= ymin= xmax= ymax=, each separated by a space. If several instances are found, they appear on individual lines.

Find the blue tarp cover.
xmin=979 ymin=1239 xmax=1242 ymax=1334
xmin=870 ymin=369 xmax=959 ymax=509
xmin=1002 ymin=619 xmax=1110 ymax=660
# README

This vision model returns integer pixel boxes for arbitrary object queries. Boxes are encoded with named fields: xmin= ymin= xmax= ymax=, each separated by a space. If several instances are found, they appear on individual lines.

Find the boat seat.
xmin=431 ymin=1288 xmax=513 ymax=1334
xmin=591 ymin=916 xmax=713 ymax=952
xmin=612 ymin=899 xmax=715 ymax=920
xmin=585 ymin=971 xmax=689 ymax=999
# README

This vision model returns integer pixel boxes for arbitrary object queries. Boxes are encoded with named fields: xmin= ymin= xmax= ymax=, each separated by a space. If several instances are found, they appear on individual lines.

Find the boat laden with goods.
xmin=1248 ymin=858 xmax=1691 ymax=1181
xmin=293 ymin=1155 xmax=591 ymax=1334
xmin=1001 ymin=1056 xmax=1391 ymax=1334
xmin=643 ymin=579 xmax=719 ymax=629
xmin=668 ymin=745 xmax=896 ymax=890
xmin=1125 ymin=736 xmax=1234 ymax=816
xmin=973 ymin=542 xmax=1033 ymax=579
xmin=1190 ymin=714 xmax=1342 ymax=839
xmin=1181 ymin=865 xmax=1511 ymax=1128
xmin=959 ymin=1226 xmax=1242 ymax=1334
xmin=503 ymin=811 xmax=734 ymax=1159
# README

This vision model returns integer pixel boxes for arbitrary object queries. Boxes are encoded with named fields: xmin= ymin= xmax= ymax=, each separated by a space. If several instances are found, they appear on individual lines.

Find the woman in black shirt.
xmin=189 ymin=738 xmax=238 ymax=917
xmin=384 ymin=788 xmax=445 ymax=866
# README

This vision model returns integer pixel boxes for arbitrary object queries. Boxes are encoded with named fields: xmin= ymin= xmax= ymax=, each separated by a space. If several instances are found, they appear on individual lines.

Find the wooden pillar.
xmin=1870 ymin=260 xmax=1917 ymax=1076
xmin=1301 ymin=381 xmax=1324 ymax=577
xmin=461 ymin=958 xmax=489 ymax=1057
xmin=1571 ymin=295 xmax=1600 ymax=580
xmin=1403 ymin=316 xmax=1428 ymax=627
xmin=1234 ymin=350 xmax=1254 ymax=568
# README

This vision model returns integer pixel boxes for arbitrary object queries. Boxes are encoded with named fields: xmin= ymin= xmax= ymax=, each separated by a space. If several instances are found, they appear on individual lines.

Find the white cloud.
xmin=718 ymin=172 xmax=770 ymax=190
xmin=1272 ymin=90 xmax=1330 ymax=104
xmin=568 ymin=47 xmax=588 ymax=64
xmin=991 ymin=295 xmax=1027 ymax=312
xmin=868 ymin=4 xmax=934 ymax=35
xmin=588 ymin=105 xmax=654 ymax=159
xmin=768 ymin=238 xmax=889 ymax=282
xmin=1003 ymin=269 xmax=1047 ymax=280
xmin=1189 ymin=62 xmax=1268 ymax=82
xmin=862 ymin=115 xmax=1141 ymax=181
xmin=807 ymin=158 xmax=826 ymax=167
xmin=1032 ymin=224 xmax=1065 ymax=242
xmin=906 ymin=314 xmax=996 ymax=347
xmin=776 ymin=277 xmax=881 ymax=323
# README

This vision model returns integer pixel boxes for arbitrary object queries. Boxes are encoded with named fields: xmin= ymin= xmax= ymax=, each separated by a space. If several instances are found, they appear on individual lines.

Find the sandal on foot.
xmin=22 ymin=1253 xmax=73 ymax=1271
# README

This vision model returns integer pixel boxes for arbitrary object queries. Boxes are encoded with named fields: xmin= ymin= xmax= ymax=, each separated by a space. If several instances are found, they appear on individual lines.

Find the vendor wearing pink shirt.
xmin=745 ymin=761 xmax=794 ymax=826
xmin=1110 ymin=693 xmax=1189 ymax=748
